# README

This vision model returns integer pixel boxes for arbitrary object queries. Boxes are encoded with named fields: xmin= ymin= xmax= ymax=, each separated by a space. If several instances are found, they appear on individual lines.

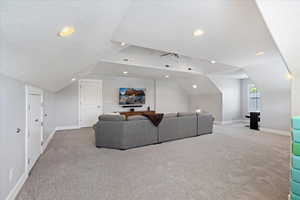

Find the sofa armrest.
xmin=197 ymin=113 xmax=214 ymax=135
xmin=94 ymin=121 xmax=125 ymax=149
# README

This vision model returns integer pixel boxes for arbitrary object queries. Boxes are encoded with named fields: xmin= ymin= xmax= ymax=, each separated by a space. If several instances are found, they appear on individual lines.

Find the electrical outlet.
xmin=9 ymin=168 xmax=14 ymax=183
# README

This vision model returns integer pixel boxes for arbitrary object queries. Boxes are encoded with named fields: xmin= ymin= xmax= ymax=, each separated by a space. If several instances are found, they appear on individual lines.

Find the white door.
xmin=80 ymin=80 xmax=103 ymax=127
xmin=28 ymin=94 xmax=42 ymax=171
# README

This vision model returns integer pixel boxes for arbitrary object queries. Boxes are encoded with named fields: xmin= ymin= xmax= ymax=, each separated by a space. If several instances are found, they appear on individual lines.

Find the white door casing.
xmin=25 ymin=86 xmax=43 ymax=173
xmin=79 ymin=80 xmax=103 ymax=127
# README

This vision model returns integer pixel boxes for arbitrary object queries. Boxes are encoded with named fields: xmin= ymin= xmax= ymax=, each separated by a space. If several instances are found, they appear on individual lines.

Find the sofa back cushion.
xmin=127 ymin=115 xmax=148 ymax=121
xmin=98 ymin=114 xmax=125 ymax=121
xmin=197 ymin=112 xmax=213 ymax=117
xmin=163 ymin=113 xmax=178 ymax=118
xmin=104 ymin=112 xmax=120 ymax=115
xmin=197 ymin=112 xmax=215 ymax=121
xmin=177 ymin=112 xmax=196 ymax=117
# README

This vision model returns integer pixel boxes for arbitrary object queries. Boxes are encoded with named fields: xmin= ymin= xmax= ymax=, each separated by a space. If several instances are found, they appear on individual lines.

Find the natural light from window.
xmin=248 ymin=84 xmax=260 ymax=112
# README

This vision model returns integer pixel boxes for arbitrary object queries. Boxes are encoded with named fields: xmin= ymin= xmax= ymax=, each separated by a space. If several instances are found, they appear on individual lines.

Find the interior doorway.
xmin=25 ymin=86 xmax=43 ymax=173
xmin=79 ymin=79 xmax=103 ymax=128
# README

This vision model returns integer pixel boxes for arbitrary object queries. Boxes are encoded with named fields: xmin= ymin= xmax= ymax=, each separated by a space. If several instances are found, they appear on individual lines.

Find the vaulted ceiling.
xmin=0 ymin=0 xmax=132 ymax=91
xmin=255 ymin=0 xmax=300 ymax=76
xmin=0 ymin=0 xmax=288 ymax=92
xmin=87 ymin=61 xmax=221 ymax=94
xmin=112 ymin=0 xmax=279 ymax=67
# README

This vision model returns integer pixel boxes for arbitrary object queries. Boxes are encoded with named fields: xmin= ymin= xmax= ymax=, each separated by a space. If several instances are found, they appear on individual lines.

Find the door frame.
xmin=78 ymin=79 xmax=103 ymax=128
xmin=25 ymin=85 xmax=44 ymax=174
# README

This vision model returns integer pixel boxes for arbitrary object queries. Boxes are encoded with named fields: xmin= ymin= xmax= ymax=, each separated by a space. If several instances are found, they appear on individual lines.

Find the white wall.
xmin=54 ymin=76 xmax=191 ymax=127
xmin=222 ymin=79 xmax=242 ymax=121
xmin=209 ymin=76 xmax=242 ymax=122
xmin=244 ymin=61 xmax=291 ymax=131
xmin=0 ymin=74 xmax=56 ymax=200
xmin=101 ymin=76 xmax=155 ymax=113
xmin=55 ymin=82 xmax=79 ymax=127
xmin=55 ymin=76 xmax=156 ymax=127
xmin=260 ymin=90 xmax=291 ymax=131
xmin=155 ymin=80 xmax=189 ymax=113
xmin=0 ymin=74 xmax=26 ymax=200
xmin=255 ymin=0 xmax=300 ymax=118
xmin=292 ymin=77 xmax=300 ymax=116
xmin=189 ymin=94 xmax=223 ymax=121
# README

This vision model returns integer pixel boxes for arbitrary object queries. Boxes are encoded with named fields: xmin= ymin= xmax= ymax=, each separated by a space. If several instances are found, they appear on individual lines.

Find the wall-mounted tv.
xmin=119 ymin=88 xmax=146 ymax=105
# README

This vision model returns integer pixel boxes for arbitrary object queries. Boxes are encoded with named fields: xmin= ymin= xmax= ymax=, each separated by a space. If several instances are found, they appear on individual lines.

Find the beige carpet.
xmin=17 ymin=124 xmax=290 ymax=200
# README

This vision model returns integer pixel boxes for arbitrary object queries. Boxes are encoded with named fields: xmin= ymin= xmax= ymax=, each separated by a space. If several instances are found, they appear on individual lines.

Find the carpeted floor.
xmin=17 ymin=124 xmax=290 ymax=200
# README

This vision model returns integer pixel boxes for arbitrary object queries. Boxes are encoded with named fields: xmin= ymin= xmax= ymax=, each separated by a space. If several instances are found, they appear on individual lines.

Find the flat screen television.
xmin=119 ymin=88 xmax=146 ymax=105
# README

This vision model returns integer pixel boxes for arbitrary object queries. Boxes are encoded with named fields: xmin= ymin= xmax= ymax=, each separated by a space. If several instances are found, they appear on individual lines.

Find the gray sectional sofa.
xmin=94 ymin=112 xmax=214 ymax=150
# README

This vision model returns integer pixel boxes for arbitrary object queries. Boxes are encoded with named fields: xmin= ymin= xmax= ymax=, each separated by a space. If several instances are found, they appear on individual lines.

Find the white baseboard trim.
xmin=55 ymin=126 xmax=79 ymax=131
xmin=42 ymin=129 xmax=56 ymax=153
xmin=223 ymin=120 xmax=244 ymax=125
xmin=5 ymin=125 xmax=79 ymax=200
xmin=214 ymin=120 xmax=244 ymax=125
xmin=240 ymin=119 xmax=249 ymax=124
xmin=260 ymin=127 xmax=291 ymax=136
xmin=5 ymin=173 xmax=28 ymax=200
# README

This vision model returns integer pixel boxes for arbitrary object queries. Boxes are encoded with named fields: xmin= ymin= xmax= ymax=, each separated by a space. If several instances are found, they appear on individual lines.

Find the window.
xmin=248 ymin=84 xmax=260 ymax=112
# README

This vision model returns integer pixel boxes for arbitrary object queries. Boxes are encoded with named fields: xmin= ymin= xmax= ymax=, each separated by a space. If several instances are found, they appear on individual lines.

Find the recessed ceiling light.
xmin=58 ymin=26 xmax=75 ymax=37
xmin=256 ymin=51 xmax=265 ymax=56
xmin=286 ymin=73 xmax=294 ymax=80
xmin=121 ymin=42 xmax=126 ymax=46
xmin=210 ymin=60 xmax=216 ymax=64
xmin=123 ymin=58 xmax=129 ymax=62
xmin=193 ymin=29 xmax=205 ymax=37
xmin=165 ymin=75 xmax=169 ymax=78
xmin=196 ymin=109 xmax=202 ymax=113
xmin=192 ymin=84 xmax=198 ymax=89
xmin=123 ymin=71 xmax=128 ymax=74
xmin=71 ymin=77 xmax=76 ymax=81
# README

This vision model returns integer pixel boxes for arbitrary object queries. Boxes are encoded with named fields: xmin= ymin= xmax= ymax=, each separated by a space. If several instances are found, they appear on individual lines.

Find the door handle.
xmin=16 ymin=128 xmax=21 ymax=134
xmin=35 ymin=119 xmax=39 ymax=122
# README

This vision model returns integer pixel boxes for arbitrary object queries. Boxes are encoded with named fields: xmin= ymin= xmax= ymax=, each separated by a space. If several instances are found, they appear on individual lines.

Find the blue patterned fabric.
xmin=292 ymin=117 xmax=300 ymax=198
xmin=294 ymin=130 xmax=300 ymax=143
xmin=292 ymin=193 xmax=300 ymax=200
xmin=293 ymin=116 xmax=300 ymax=130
